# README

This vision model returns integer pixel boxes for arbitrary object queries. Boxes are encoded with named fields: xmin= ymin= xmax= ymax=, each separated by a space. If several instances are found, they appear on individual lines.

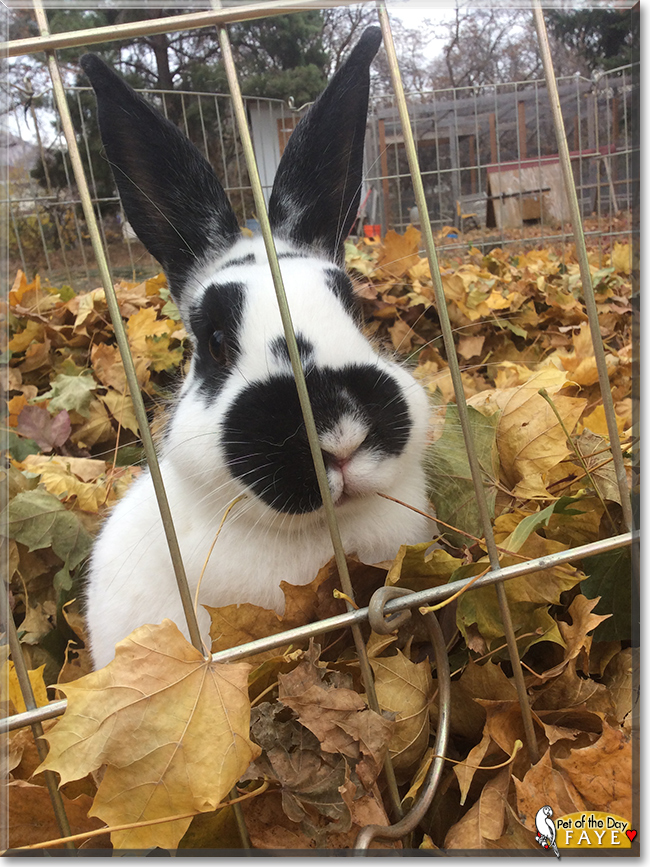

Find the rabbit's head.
xmin=80 ymin=29 xmax=432 ymax=537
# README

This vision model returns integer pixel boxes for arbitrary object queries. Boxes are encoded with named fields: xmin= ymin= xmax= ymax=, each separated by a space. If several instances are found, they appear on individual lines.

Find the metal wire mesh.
xmin=1 ymin=0 xmax=637 ymax=853
xmin=365 ymin=65 xmax=638 ymax=257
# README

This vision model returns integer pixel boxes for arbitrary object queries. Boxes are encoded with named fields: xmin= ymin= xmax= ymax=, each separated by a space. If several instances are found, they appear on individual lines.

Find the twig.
xmin=11 ymin=780 xmax=269 ymax=851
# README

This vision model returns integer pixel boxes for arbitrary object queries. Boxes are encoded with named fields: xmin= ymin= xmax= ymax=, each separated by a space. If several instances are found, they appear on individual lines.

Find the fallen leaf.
xmin=7 ymin=781 xmax=107 ymax=850
xmin=554 ymin=721 xmax=632 ymax=817
xmin=2 ymin=488 xmax=93 ymax=570
xmin=370 ymin=649 xmax=432 ymax=776
xmin=514 ymin=748 xmax=585 ymax=832
xmin=34 ymin=371 xmax=97 ymax=418
xmin=16 ymin=406 xmax=71 ymax=453
xmin=38 ymin=620 xmax=259 ymax=849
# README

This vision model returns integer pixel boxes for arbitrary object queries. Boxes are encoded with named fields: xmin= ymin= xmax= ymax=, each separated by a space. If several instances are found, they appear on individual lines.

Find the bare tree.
xmin=425 ymin=4 xmax=591 ymax=92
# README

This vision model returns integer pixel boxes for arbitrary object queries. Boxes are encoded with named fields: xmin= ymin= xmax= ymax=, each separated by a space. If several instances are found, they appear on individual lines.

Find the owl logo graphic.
xmin=535 ymin=805 xmax=560 ymax=858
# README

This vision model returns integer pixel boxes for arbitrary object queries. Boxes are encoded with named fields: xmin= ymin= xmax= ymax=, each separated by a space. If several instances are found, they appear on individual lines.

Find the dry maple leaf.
xmin=553 ymin=721 xmax=632 ymax=817
xmin=38 ymin=620 xmax=259 ymax=849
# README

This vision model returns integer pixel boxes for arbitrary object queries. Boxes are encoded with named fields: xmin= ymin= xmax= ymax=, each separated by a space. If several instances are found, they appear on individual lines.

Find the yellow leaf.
xmin=7 ymin=394 xmax=29 ymax=427
xmin=470 ymin=367 xmax=586 ymax=487
xmin=611 ymin=242 xmax=632 ymax=275
xmin=8 ymin=320 xmax=43 ymax=353
xmin=69 ymin=288 xmax=105 ymax=330
xmin=407 ymin=257 xmax=431 ymax=282
xmin=485 ymin=290 xmax=512 ymax=310
xmin=145 ymin=273 xmax=168 ymax=295
xmin=370 ymin=650 xmax=432 ymax=776
xmin=582 ymin=403 xmax=625 ymax=438
xmin=38 ymin=620 xmax=259 ymax=850
xmin=1 ymin=661 xmax=49 ymax=712
xmin=18 ymin=454 xmax=105 ymax=512
xmin=126 ymin=307 xmax=173 ymax=353
xmin=70 ymin=399 xmax=114 ymax=448
xmin=512 ymin=473 xmax=551 ymax=500
xmin=99 ymin=389 xmax=140 ymax=436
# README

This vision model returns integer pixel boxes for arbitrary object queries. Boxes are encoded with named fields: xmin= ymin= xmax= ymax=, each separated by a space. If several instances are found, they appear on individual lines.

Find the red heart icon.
xmin=626 ymin=830 xmax=637 ymax=842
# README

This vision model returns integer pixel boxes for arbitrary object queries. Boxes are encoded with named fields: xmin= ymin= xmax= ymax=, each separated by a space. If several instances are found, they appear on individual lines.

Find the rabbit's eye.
xmin=208 ymin=329 xmax=228 ymax=364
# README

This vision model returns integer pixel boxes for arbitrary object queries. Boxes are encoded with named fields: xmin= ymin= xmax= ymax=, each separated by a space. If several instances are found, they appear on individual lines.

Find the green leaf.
xmin=2 ymin=489 xmax=93 ymax=571
xmin=54 ymin=565 xmax=74 ymax=594
xmin=58 ymin=284 xmax=76 ymax=302
xmin=426 ymin=405 xmax=499 ymax=547
xmin=5 ymin=431 xmax=40 ymax=461
xmin=34 ymin=371 xmax=96 ymax=418
xmin=505 ymin=496 xmax=585 ymax=553
xmin=159 ymin=288 xmax=181 ymax=321
xmin=115 ymin=445 xmax=145 ymax=467
xmin=496 ymin=318 xmax=528 ymax=338
xmin=581 ymin=546 xmax=635 ymax=641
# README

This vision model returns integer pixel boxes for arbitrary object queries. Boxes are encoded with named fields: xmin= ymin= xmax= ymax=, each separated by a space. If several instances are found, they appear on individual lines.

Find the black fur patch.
xmin=189 ymin=282 xmax=246 ymax=394
xmin=222 ymin=365 xmax=410 ymax=514
xmin=270 ymin=334 xmax=314 ymax=367
xmin=325 ymin=268 xmax=360 ymax=318
xmin=220 ymin=254 xmax=255 ymax=269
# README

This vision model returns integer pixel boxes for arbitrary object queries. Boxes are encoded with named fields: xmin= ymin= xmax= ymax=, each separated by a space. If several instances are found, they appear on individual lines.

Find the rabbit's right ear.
xmin=80 ymin=54 xmax=240 ymax=299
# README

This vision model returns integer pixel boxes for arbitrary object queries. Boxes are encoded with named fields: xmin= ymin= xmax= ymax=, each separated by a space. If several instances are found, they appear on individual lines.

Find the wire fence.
xmin=1 ymin=0 xmax=638 ymax=854
xmin=3 ymin=63 xmax=638 ymax=290
xmin=366 ymin=64 xmax=638 ymax=257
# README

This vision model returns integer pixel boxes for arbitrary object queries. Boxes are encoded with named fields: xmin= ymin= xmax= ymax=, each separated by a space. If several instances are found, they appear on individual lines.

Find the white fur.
xmin=86 ymin=237 xmax=434 ymax=669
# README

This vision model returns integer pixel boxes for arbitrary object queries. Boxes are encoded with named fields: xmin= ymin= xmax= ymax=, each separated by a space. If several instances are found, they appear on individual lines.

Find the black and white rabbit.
xmin=81 ymin=27 xmax=434 ymax=669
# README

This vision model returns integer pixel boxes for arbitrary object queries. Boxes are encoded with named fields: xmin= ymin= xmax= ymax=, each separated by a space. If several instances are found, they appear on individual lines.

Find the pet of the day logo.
xmin=534 ymin=806 xmax=636 ymax=856
xmin=535 ymin=806 xmax=560 ymax=858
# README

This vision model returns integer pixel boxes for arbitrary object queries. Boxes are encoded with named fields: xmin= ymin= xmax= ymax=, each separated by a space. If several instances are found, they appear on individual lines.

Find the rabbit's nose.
xmin=321 ymin=448 xmax=353 ymax=473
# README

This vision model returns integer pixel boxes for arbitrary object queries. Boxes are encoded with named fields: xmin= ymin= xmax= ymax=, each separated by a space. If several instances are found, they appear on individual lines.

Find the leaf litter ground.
xmin=1 ymin=223 xmax=636 ymax=851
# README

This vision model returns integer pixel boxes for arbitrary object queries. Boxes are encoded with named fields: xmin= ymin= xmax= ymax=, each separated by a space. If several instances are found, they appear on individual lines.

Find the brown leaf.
xmin=514 ymin=748 xmax=585 ymax=833
xmin=531 ymin=659 xmax=615 ymax=717
xmin=242 ymin=788 xmax=397 ymax=850
xmin=91 ymin=342 xmax=150 ymax=391
xmin=207 ymin=566 xmax=341 ymax=662
xmin=279 ymin=652 xmax=393 ymax=789
xmin=445 ymin=768 xmax=531 ymax=849
xmin=457 ymin=334 xmax=486 ymax=360
xmin=554 ymin=721 xmax=632 ymax=816
xmin=538 ymin=594 xmax=612 ymax=681
xmin=7 ymin=781 xmax=108 ymax=850
xmin=377 ymin=226 xmax=422 ymax=278
xmin=431 ymin=660 xmax=518 ymax=743
xmin=602 ymin=648 xmax=634 ymax=726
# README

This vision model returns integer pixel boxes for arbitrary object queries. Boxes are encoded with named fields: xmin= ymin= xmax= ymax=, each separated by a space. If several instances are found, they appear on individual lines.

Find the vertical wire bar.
xmin=377 ymin=1 xmax=539 ymax=765
xmin=31 ymin=0 xmax=204 ymax=654
xmin=213 ymin=16 xmax=404 ymax=823
xmin=27 ymin=99 xmax=73 ymax=285
xmin=75 ymin=92 xmax=116 ymax=279
xmin=532 ymin=2 xmax=633 ymax=532
xmin=4 ymin=615 xmax=75 ymax=848
xmin=10 ymin=206 xmax=28 ymax=275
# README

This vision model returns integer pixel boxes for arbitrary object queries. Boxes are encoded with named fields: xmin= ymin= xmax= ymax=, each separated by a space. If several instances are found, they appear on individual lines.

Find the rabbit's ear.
xmin=80 ymin=54 xmax=240 ymax=298
xmin=268 ymin=26 xmax=382 ymax=263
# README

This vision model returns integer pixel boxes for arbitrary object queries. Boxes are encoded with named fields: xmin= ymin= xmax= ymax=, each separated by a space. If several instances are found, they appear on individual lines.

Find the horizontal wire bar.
xmin=0 ymin=0 xmax=350 ymax=57
xmin=2 ymin=532 xmax=632 ymax=734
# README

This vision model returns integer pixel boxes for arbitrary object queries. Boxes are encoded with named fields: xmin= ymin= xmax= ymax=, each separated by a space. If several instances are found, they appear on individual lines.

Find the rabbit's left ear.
xmin=268 ymin=26 xmax=382 ymax=263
